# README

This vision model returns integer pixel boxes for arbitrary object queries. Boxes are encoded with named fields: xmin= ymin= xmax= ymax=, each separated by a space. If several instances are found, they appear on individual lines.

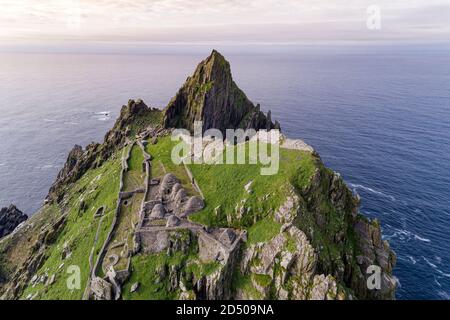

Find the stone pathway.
xmin=89 ymin=129 xmax=244 ymax=300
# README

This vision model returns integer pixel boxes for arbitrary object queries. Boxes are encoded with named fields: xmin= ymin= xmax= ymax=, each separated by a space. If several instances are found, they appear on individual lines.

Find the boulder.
xmin=130 ymin=282 xmax=140 ymax=293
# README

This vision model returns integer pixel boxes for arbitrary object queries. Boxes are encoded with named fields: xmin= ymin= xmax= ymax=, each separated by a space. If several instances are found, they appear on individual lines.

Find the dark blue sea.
xmin=1 ymin=45 xmax=449 ymax=299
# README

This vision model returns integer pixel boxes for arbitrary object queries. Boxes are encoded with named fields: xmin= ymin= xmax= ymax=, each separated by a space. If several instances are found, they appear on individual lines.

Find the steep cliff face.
xmin=292 ymin=160 xmax=397 ymax=299
xmin=164 ymin=50 xmax=279 ymax=133
xmin=47 ymin=99 xmax=162 ymax=202
xmin=0 ymin=205 xmax=27 ymax=238
xmin=0 ymin=51 xmax=396 ymax=300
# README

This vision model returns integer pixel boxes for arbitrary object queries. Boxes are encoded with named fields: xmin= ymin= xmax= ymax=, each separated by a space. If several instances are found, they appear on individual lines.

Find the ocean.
xmin=0 ymin=45 xmax=449 ymax=299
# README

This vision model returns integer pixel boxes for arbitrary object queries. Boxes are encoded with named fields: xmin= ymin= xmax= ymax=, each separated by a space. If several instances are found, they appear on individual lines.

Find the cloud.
xmin=0 ymin=0 xmax=449 ymax=43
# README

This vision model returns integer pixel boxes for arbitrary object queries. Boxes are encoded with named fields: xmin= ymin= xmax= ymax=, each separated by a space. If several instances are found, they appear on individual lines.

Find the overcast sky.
xmin=1 ymin=0 xmax=449 ymax=45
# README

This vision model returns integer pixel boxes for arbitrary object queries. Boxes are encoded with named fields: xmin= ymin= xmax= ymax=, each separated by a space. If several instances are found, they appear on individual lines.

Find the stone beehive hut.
xmin=181 ymin=196 xmax=205 ymax=217
xmin=150 ymin=204 xmax=165 ymax=219
xmin=159 ymin=173 xmax=180 ymax=196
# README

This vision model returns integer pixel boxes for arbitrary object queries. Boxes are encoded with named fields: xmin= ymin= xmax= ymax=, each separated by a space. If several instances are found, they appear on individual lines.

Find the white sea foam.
xmin=434 ymin=276 xmax=442 ymax=287
xmin=348 ymin=183 xmax=396 ymax=201
xmin=437 ymin=291 xmax=450 ymax=299
xmin=437 ymin=269 xmax=450 ymax=278
xmin=384 ymin=226 xmax=432 ymax=246
xmin=414 ymin=234 xmax=431 ymax=243
xmin=423 ymin=256 xmax=438 ymax=269
xmin=96 ymin=111 xmax=110 ymax=115
xmin=94 ymin=111 xmax=111 ymax=121
xmin=393 ymin=276 xmax=401 ymax=288
xmin=35 ymin=164 xmax=58 ymax=170
xmin=407 ymin=255 xmax=417 ymax=265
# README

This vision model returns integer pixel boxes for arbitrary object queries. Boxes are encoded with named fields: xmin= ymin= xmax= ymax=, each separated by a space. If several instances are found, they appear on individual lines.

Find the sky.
xmin=1 ymin=0 xmax=449 ymax=47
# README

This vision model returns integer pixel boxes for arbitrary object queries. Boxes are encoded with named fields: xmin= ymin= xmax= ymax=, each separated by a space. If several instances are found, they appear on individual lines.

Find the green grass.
xmin=145 ymin=136 xmax=198 ymax=195
xmin=129 ymin=109 xmax=163 ymax=136
xmin=145 ymin=136 xmax=316 ymax=231
xmin=252 ymin=273 xmax=272 ymax=287
xmin=20 ymin=153 xmax=122 ymax=300
xmin=122 ymin=229 xmax=208 ymax=300
xmin=123 ymin=144 xmax=145 ymax=191
xmin=14 ymin=133 xmax=320 ymax=300
xmin=102 ymin=145 xmax=146 ymax=273
xmin=188 ymin=142 xmax=315 ymax=229
xmin=247 ymin=217 xmax=281 ymax=245
xmin=232 ymin=273 xmax=264 ymax=299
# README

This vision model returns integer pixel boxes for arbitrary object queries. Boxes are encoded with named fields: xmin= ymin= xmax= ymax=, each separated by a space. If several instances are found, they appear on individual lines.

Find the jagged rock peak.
xmin=0 ymin=204 xmax=27 ymax=238
xmin=164 ymin=49 xmax=280 ymax=134
xmin=47 ymin=99 xmax=162 ymax=202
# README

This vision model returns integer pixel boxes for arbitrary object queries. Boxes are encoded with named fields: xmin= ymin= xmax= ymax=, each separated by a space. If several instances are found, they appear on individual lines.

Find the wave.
xmin=414 ymin=234 xmax=431 ymax=243
xmin=423 ymin=256 xmax=438 ymax=269
xmin=348 ymin=183 xmax=396 ymax=201
xmin=434 ymin=276 xmax=442 ymax=287
xmin=420 ymin=256 xmax=450 ymax=280
xmin=407 ymin=255 xmax=417 ymax=265
xmin=437 ymin=291 xmax=450 ymax=299
xmin=384 ymin=227 xmax=431 ymax=245
xmin=35 ymin=164 xmax=58 ymax=170
xmin=393 ymin=276 xmax=401 ymax=288
xmin=94 ymin=111 xmax=111 ymax=121
xmin=95 ymin=111 xmax=110 ymax=116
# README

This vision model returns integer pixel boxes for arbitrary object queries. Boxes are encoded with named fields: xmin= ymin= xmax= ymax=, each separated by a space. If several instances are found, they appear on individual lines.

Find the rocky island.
xmin=0 ymin=50 xmax=396 ymax=300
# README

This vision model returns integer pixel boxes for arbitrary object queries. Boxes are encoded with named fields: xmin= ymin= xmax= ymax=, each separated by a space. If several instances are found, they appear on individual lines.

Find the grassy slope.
xmin=145 ymin=136 xmax=198 ymax=196
xmin=122 ymin=136 xmax=317 ymax=299
xmin=7 ymin=132 xmax=319 ymax=300
xmin=188 ymin=143 xmax=315 ymax=231
xmin=19 ymin=153 xmax=122 ymax=300
xmin=103 ymin=145 xmax=145 ymax=273
xmin=143 ymin=136 xmax=315 ymax=231
xmin=142 ymin=135 xmax=316 ymax=242
xmin=123 ymin=144 xmax=145 ymax=191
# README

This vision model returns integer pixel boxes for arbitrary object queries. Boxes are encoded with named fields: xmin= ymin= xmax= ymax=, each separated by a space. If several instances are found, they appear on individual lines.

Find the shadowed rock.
xmin=163 ymin=50 xmax=280 ymax=134
xmin=0 ymin=204 xmax=27 ymax=238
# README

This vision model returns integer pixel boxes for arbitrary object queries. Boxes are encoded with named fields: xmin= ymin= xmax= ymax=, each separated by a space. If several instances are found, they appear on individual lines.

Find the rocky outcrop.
xmin=164 ymin=50 xmax=280 ymax=134
xmin=47 ymin=99 xmax=161 ymax=202
xmin=1 ymin=213 xmax=67 ymax=299
xmin=293 ymin=158 xmax=397 ymax=299
xmin=0 ymin=205 xmax=27 ymax=238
